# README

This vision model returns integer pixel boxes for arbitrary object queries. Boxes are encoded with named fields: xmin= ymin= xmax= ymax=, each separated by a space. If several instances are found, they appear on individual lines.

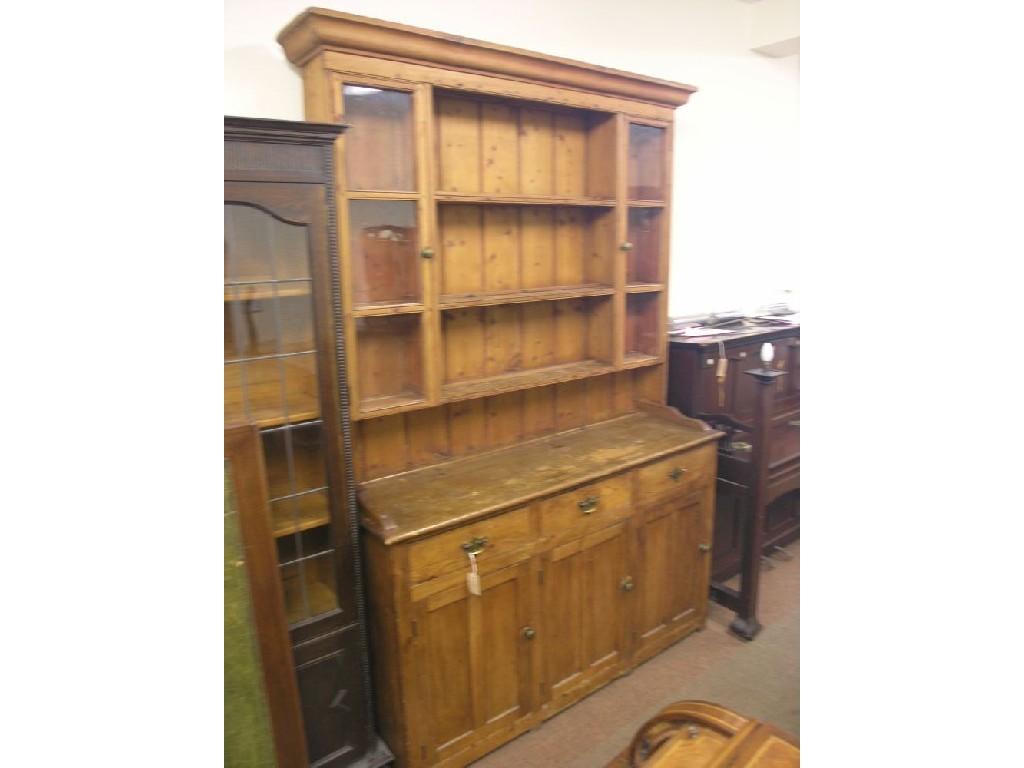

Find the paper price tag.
xmin=466 ymin=551 xmax=482 ymax=596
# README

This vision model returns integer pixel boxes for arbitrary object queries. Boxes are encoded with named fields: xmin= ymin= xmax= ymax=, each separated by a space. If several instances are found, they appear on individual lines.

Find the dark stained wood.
xmin=225 ymin=425 xmax=309 ymax=768
xmin=667 ymin=325 xmax=800 ymax=583
xmin=225 ymin=117 xmax=392 ymax=768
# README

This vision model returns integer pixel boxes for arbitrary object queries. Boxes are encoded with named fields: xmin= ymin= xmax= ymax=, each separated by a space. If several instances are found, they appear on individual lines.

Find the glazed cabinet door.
xmin=633 ymin=488 xmax=713 ymax=661
xmin=411 ymin=559 xmax=535 ymax=766
xmin=540 ymin=522 xmax=631 ymax=712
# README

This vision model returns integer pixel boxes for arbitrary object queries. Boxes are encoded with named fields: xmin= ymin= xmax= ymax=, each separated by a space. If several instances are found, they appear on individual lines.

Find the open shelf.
xmin=358 ymin=393 xmax=427 ymax=419
xmin=627 ymin=200 xmax=666 ymax=208
xmin=224 ymin=281 xmax=311 ymax=302
xmin=351 ymin=301 xmax=424 ymax=317
xmin=622 ymin=352 xmax=662 ymax=369
xmin=271 ymin=490 xmax=330 ymax=538
xmin=435 ymin=192 xmax=614 ymax=207
xmin=625 ymin=283 xmax=664 ymax=294
xmin=439 ymin=204 xmax=615 ymax=296
xmin=435 ymin=91 xmax=617 ymax=200
xmin=225 ymin=356 xmax=320 ymax=429
xmin=440 ymin=284 xmax=613 ymax=309
xmin=441 ymin=359 xmax=616 ymax=403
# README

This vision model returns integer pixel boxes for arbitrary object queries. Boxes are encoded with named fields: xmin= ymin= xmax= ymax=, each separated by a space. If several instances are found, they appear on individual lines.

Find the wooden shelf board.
xmin=624 ymin=283 xmax=664 ymax=294
xmin=627 ymin=199 xmax=666 ymax=208
xmin=225 ymin=396 xmax=320 ymax=430
xmin=440 ymin=285 xmax=614 ymax=309
xmin=352 ymin=301 xmax=424 ymax=317
xmin=346 ymin=190 xmax=419 ymax=200
xmin=441 ymin=359 xmax=615 ymax=403
xmin=272 ymin=494 xmax=330 ymax=538
xmin=622 ymin=352 xmax=662 ymax=370
xmin=356 ymin=392 xmax=427 ymax=420
xmin=435 ymin=192 xmax=616 ymax=208
xmin=224 ymin=282 xmax=311 ymax=302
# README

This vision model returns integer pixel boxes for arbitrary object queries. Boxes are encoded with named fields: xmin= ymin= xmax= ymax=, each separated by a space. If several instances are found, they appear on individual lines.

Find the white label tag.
xmin=466 ymin=552 xmax=482 ymax=596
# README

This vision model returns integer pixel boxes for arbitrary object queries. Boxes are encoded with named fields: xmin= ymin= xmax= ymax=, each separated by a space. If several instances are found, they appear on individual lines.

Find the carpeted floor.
xmin=471 ymin=542 xmax=800 ymax=767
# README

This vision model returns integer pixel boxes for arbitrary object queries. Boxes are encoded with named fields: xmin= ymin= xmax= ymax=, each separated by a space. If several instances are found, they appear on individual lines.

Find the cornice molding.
xmin=224 ymin=116 xmax=346 ymax=145
xmin=277 ymin=8 xmax=697 ymax=108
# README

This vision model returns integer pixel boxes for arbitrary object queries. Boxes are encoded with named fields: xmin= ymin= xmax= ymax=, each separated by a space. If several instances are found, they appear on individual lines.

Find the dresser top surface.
xmin=668 ymin=323 xmax=799 ymax=350
xmin=358 ymin=410 xmax=721 ymax=544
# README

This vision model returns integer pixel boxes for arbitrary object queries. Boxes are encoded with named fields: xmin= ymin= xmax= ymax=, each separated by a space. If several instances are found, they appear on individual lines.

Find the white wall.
xmin=225 ymin=0 xmax=799 ymax=315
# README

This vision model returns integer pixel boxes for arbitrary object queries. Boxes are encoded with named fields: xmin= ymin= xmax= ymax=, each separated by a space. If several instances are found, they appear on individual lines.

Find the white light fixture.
xmin=760 ymin=342 xmax=774 ymax=366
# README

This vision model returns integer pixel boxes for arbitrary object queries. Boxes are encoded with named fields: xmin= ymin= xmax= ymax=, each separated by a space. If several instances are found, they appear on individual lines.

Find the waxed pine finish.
xmin=279 ymin=10 xmax=718 ymax=767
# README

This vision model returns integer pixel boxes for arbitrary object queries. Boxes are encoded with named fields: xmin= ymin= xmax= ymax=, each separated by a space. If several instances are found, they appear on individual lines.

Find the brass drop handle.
xmin=698 ymin=543 xmax=711 ymax=553
xmin=620 ymin=576 xmax=635 ymax=592
xmin=420 ymin=247 xmax=435 ymax=259
xmin=620 ymin=241 xmax=634 ymax=252
xmin=669 ymin=467 xmax=687 ymax=481
xmin=522 ymin=626 xmax=536 ymax=640
xmin=461 ymin=536 xmax=488 ymax=556
xmin=577 ymin=496 xmax=599 ymax=515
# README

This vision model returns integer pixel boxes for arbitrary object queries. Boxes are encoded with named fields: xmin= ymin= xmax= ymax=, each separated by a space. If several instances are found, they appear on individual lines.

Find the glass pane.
xmin=628 ymin=124 xmax=666 ymax=201
xmin=278 ymin=529 xmax=338 ymax=624
xmin=349 ymin=200 xmax=420 ymax=305
xmin=356 ymin=314 xmax=423 ymax=407
xmin=225 ymin=204 xmax=309 ymax=282
xmin=626 ymin=294 xmax=660 ymax=357
xmin=225 ymin=285 xmax=315 ymax=360
xmin=262 ymin=423 xmax=327 ymax=500
xmin=627 ymin=209 xmax=662 ymax=284
xmin=271 ymin=490 xmax=330 ymax=538
xmin=343 ymin=85 xmax=416 ymax=191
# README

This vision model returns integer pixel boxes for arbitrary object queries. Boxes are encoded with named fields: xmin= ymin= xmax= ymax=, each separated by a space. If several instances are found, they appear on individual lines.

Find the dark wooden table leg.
xmin=729 ymin=365 xmax=786 ymax=641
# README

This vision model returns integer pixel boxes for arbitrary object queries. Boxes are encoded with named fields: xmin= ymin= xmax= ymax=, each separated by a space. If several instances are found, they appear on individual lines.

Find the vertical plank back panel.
xmin=553 ymin=112 xmax=586 ymax=197
xmin=437 ymin=96 xmax=481 ymax=193
xmin=481 ymin=102 xmax=519 ymax=194
xmin=440 ymin=204 xmax=483 ymax=295
xmin=519 ymin=107 xmax=555 ymax=195
xmin=482 ymin=207 xmax=521 ymax=291
xmin=520 ymin=207 xmax=556 ymax=288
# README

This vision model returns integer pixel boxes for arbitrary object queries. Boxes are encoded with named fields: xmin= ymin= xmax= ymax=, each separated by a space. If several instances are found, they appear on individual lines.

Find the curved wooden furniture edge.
xmin=637 ymin=400 xmax=726 ymax=437
xmin=277 ymin=8 xmax=697 ymax=107
xmin=627 ymin=700 xmax=750 ymax=766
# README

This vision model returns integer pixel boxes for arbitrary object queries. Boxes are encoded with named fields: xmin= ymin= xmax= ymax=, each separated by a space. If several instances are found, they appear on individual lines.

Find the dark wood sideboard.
xmin=667 ymin=325 xmax=799 ymax=582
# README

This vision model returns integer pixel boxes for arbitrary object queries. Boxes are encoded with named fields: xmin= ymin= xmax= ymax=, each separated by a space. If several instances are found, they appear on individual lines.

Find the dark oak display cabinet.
xmin=225 ymin=116 xmax=392 ymax=768
xmin=667 ymin=325 xmax=799 ymax=583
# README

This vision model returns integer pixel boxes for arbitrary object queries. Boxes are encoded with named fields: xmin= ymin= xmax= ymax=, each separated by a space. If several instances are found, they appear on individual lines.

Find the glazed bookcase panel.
xmin=225 ymin=117 xmax=392 ymax=768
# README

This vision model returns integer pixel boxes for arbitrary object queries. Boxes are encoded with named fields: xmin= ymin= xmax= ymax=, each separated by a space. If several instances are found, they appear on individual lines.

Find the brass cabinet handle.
xmin=461 ymin=536 xmax=488 ymax=556
xmin=698 ymin=543 xmax=711 ymax=553
xmin=521 ymin=626 xmax=536 ymax=640
xmin=420 ymin=247 xmax=435 ymax=259
xmin=577 ymin=496 xmax=599 ymax=514
xmin=620 ymin=241 xmax=634 ymax=252
xmin=620 ymin=576 xmax=635 ymax=592
xmin=669 ymin=467 xmax=687 ymax=481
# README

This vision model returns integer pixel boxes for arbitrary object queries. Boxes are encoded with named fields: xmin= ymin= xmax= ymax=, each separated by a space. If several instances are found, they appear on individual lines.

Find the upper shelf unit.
xmin=434 ymin=91 xmax=617 ymax=204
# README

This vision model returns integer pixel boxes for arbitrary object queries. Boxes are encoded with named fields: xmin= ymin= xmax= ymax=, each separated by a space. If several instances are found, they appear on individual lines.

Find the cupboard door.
xmin=414 ymin=559 xmax=534 ymax=765
xmin=634 ymin=488 xmax=713 ymax=660
xmin=541 ymin=522 xmax=631 ymax=712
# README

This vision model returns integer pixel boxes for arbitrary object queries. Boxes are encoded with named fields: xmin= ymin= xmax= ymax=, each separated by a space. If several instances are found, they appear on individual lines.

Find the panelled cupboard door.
xmin=540 ymin=522 xmax=631 ymax=712
xmin=634 ymin=490 xmax=712 ymax=660
xmin=411 ymin=559 xmax=534 ymax=766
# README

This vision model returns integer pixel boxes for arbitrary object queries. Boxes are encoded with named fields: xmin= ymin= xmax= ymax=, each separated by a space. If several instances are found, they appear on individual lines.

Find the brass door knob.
xmin=522 ymin=626 xmax=536 ymax=640
xmin=669 ymin=467 xmax=686 ymax=481
xmin=620 ymin=242 xmax=634 ymax=252
xmin=420 ymin=247 xmax=435 ymax=259
xmin=698 ymin=543 xmax=711 ymax=553
xmin=620 ymin=576 xmax=635 ymax=592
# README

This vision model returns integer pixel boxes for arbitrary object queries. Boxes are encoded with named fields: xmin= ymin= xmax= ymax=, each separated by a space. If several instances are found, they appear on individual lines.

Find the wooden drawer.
xmin=538 ymin=474 xmax=632 ymax=543
xmin=634 ymin=445 xmax=716 ymax=508
xmin=407 ymin=506 xmax=534 ymax=584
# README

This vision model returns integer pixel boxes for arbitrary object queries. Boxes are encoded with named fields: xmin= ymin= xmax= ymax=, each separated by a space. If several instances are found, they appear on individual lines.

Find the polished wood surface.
xmin=610 ymin=700 xmax=799 ymax=767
